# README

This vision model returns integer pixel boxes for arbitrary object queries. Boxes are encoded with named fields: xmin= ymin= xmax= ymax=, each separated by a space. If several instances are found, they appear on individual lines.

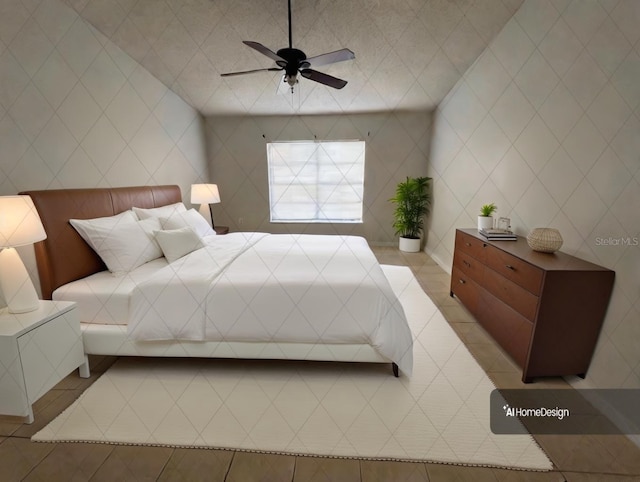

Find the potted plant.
xmin=389 ymin=176 xmax=432 ymax=252
xmin=478 ymin=203 xmax=497 ymax=231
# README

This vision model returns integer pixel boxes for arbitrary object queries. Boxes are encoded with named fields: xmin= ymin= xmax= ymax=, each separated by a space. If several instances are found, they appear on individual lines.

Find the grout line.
xmin=156 ymin=447 xmax=176 ymax=481
xmin=291 ymin=456 xmax=297 ymax=482
xmin=223 ymin=451 xmax=236 ymax=481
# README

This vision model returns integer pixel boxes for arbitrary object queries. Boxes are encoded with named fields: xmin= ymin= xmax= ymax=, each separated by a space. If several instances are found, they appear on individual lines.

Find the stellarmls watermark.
xmin=594 ymin=236 xmax=639 ymax=246
xmin=491 ymin=389 xmax=640 ymax=434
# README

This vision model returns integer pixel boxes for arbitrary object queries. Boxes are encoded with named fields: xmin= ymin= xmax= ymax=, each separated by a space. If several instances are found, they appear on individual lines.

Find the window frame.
xmin=266 ymin=140 xmax=366 ymax=224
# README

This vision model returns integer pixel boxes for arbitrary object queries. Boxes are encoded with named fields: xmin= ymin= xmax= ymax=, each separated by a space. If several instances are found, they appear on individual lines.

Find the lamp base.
xmin=198 ymin=203 xmax=215 ymax=228
xmin=0 ymin=247 xmax=40 ymax=314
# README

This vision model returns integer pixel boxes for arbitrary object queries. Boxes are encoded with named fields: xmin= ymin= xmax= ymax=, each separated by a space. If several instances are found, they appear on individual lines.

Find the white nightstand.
xmin=0 ymin=301 xmax=89 ymax=423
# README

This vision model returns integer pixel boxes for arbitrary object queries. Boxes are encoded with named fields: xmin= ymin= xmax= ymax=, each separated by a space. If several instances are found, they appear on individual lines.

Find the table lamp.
xmin=191 ymin=184 xmax=220 ymax=228
xmin=0 ymin=195 xmax=47 ymax=313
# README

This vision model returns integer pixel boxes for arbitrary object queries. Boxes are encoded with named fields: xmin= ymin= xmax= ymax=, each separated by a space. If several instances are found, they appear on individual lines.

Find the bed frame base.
xmin=81 ymin=324 xmax=404 ymax=375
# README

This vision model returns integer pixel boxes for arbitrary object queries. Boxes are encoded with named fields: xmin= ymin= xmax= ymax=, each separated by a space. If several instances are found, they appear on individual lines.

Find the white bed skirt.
xmin=81 ymin=324 xmax=391 ymax=364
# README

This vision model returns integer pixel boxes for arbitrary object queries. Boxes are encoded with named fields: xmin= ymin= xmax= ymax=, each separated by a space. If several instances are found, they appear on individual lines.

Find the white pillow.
xmin=133 ymin=202 xmax=187 ymax=220
xmin=160 ymin=209 xmax=215 ymax=238
xmin=154 ymin=227 xmax=204 ymax=263
xmin=70 ymin=212 xmax=163 ymax=275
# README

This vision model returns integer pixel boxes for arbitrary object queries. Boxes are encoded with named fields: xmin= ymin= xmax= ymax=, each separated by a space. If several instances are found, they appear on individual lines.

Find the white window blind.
xmin=267 ymin=140 xmax=365 ymax=223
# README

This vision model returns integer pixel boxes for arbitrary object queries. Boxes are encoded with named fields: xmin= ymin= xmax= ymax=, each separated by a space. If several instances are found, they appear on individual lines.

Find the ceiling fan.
xmin=221 ymin=0 xmax=355 ymax=92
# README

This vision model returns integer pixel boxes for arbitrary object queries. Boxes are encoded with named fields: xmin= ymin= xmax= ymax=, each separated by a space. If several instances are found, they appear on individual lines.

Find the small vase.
xmin=478 ymin=216 xmax=493 ymax=231
xmin=527 ymin=228 xmax=563 ymax=253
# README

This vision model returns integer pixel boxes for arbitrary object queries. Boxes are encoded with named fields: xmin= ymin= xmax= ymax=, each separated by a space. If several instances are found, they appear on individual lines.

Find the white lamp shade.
xmin=0 ymin=195 xmax=47 ymax=248
xmin=191 ymin=184 xmax=220 ymax=204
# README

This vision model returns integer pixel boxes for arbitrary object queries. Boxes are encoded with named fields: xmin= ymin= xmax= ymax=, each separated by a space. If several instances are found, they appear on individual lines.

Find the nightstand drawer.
xmin=17 ymin=307 xmax=84 ymax=402
xmin=0 ymin=301 xmax=88 ymax=422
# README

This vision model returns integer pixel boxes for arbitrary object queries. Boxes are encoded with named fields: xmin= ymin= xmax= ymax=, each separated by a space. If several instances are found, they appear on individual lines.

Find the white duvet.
xmin=129 ymin=233 xmax=413 ymax=375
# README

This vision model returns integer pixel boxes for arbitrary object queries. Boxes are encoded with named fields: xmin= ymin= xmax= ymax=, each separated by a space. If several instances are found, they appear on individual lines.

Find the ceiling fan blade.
xmin=306 ymin=48 xmax=355 ymax=67
xmin=300 ymin=69 xmax=348 ymax=89
xmin=242 ymin=41 xmax=285 ymax=62
xmin=221 ymin=67 xmax=283 ymax=77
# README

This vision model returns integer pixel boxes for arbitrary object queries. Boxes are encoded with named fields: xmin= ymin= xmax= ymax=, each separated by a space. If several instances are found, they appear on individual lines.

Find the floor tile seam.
xmin=223 ymin=450 xmax=236 ymax=481
xmin=154 ymin=446 xmax=177 ymax=481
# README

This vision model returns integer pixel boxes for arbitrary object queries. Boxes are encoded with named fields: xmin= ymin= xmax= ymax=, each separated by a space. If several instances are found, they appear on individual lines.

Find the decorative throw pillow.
xmin=133 ymin=202 xmax=187 ymax=220
xmin=160 ymin=209 xmax=215 ymax=238
xmin=154 ymin=227 xmax=204 ymax=263
xmin=70 ymin=211 xmax=162 ymax=276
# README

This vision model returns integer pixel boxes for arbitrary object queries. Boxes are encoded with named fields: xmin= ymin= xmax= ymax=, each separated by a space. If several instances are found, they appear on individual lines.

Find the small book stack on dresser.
xmin=478 ymin=228 xmax=516 ymax=241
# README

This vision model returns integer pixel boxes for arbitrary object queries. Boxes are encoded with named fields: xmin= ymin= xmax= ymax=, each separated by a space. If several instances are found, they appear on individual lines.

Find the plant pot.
xmin=399 ymin=237 xmax=421 ymax=252
xmin=478 ymin=216 xmax=493 ymax=231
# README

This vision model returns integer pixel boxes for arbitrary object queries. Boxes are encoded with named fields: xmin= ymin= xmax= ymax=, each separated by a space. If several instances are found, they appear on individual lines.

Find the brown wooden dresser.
xmin=450 ymin=228 xmax=615 ymax=383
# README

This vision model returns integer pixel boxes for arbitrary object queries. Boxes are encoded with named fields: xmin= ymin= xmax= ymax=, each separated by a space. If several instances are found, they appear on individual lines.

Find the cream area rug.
xmin=33 ymin=266 xmax=552 ymax=470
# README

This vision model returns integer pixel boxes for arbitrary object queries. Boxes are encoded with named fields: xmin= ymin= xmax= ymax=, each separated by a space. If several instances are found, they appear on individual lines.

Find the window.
xmin=267 ymin=140 xmax=365 ymax=223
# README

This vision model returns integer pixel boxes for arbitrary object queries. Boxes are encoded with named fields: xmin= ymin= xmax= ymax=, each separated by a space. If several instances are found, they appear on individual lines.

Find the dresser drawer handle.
xmin=465 ymin=242 xmax=472 ymax=247
xmin=459 ymin=279 xmax=466 ymax=284
xmin=505 ymin=264 xmax=515 ymax=271
xmin=463 ymin=260 xmax=470 ymax=267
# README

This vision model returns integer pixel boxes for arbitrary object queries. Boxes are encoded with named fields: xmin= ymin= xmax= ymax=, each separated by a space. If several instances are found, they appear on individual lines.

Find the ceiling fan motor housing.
xmin=277 ymin=48 xmax=308 ymax=74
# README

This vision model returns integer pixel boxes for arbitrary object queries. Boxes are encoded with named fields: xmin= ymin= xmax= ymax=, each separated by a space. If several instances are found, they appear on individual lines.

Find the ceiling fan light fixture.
xmin=285 ymin=74 xmax=298 ymax=87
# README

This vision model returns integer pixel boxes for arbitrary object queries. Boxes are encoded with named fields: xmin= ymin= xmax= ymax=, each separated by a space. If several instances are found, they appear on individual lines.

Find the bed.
xmin=21 ymin=185 xmax=413 ymax=376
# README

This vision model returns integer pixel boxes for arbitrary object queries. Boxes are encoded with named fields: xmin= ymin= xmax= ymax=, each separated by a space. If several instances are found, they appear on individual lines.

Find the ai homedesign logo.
xmin=503 ymin=403 xmax=570 ymax=421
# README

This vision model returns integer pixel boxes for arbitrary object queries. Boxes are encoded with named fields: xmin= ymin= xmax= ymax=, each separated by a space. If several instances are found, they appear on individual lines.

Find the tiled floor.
xmin=1 ymin=247 xmax=639 ymax=481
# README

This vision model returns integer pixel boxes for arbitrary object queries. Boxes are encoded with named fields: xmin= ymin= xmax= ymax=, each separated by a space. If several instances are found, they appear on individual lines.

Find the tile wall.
xmin=0 ymin=0 xmax=209 ymax=305
xmin=206 ymin=112 xmax=432 ymax=244
xmin=426 ymin=0 xmax=640 ymax=396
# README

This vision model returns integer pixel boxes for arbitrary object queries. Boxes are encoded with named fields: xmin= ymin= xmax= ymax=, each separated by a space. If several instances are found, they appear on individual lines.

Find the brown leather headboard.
xmin=19 ymin=185 xmax=182 ymax=300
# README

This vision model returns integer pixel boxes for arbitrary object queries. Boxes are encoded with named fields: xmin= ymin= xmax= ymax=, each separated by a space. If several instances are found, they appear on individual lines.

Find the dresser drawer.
xmin=455 ymin=230 xmax=488 ymax=262
xmin=477 ymin=290 xmax=533 ymax=368
xmin=453 ymin=250 xmax=483 ymax=284
xmin=483 ymin=267 xmax=539 ymax=321
xmin=485 ymin=245 xmax=543 ymax=295
xmin=451 ymin=266 xmax=480 ymax=312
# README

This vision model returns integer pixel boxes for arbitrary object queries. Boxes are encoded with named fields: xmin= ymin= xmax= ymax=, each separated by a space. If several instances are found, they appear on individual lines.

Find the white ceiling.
xmin=65 ymin=0 xmax=523 ymax=116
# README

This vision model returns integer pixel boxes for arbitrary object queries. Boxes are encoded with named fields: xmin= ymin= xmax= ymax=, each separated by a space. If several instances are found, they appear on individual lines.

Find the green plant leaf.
xmin=480 ymin=203 xmax=497 ymax=217
xmin=389 ymin=176 xmax=432 ymax=238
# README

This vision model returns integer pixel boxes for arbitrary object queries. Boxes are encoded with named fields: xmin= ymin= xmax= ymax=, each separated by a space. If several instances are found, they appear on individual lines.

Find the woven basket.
xmin=527 ymin=228 xmax=563 ymax=253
